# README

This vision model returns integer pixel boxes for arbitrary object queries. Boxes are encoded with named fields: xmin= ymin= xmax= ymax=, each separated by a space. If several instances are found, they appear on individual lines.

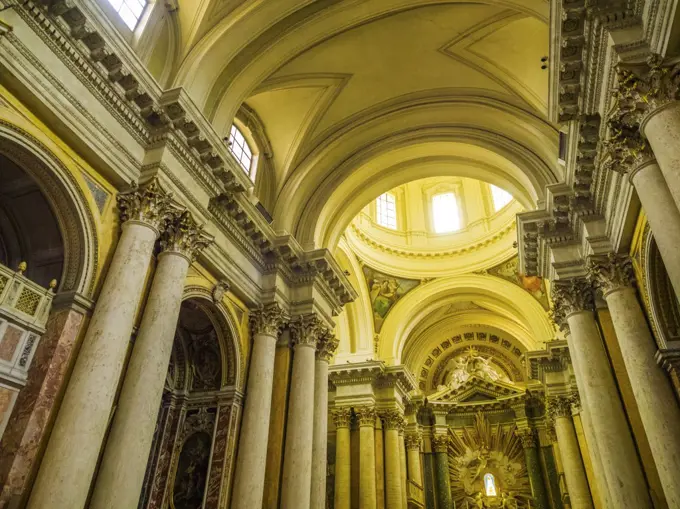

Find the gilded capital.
xmin=290 ymin=313 xmax=326 ymax=348
xmin=380 ymin=409 xmax=405 ymax=431
xmin=160 ymin=210 xmax=213 ymax=260
xmin=116 ymin=178 xmax=174 ymax=234
xmin=587 ymin=253 xmax=635 ymax=297
xmin=249 ymin=303 xmax=287 ymax=337
xmin=603 ymin=119 xmax=655 ymax=174
xmin=354 ymin=406 xmax=377 ymax=427
xmin=331 ymin=407 xmax=352 ymax=429
xmin=316 ymin=330 xmax=339 ymax=362
xmin=515 ymin=428 xmax=537 ymax=449
xmin=431 ymin=434 xmax=450 ymax=453
xmin=547 ymin=395 xmax=575 ymax=419
xmin=405 ymin=431 xmax=423 ymax=451
xmin=551 ymin=278 xmax=593 ymax=326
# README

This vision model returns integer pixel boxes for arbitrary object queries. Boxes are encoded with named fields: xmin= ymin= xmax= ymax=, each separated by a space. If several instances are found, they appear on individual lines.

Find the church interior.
xmin=0 ymin=1 xmax=679 ymax=509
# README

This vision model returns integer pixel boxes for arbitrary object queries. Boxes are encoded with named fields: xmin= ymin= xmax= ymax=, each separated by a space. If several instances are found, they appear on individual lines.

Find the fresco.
xmin=362 ymin=264 xmax=420 ymax=332
xmin=486 ymin=256 xmax=549 ymax=310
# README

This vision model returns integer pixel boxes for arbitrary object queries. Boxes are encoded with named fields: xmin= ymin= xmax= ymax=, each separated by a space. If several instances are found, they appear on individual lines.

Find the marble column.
xmin=280 ymin=314 xmax=325 ymax=509
xmin=231 ymin=303 xmax=286 ymax=509
xmin=548 ymin=396 xmax=593 ymax=509
xmin=333 ymin=408 xmax=352 ymax=509
xmin=405 ymin=432 xmax=423 ymax=486
xmin=605 ymin=121 xmax=680 ymax=298
xmin=382 ymin=411 xmax=404 ymax=509
xmin=614 ymin=59 xmax=680 ymax=211
xmin=356 ymin=406 xmax=377 ymax=509
xmin=589 ymin=254 xmax=680 ymax=507
xmin=432 ymin=435 xmax=451 ymax=509
xmin=375 ymin=418 xmax=386 ymax=509
xmin=517 ymin=429 xmax=549 ymax=509
xmin=27 ymin=179 xmax=173 ymax=509
xmin=311 ymin=333 xmax=338 ymax=509
xmin=552 ymin=279 xmax=652 ymax=509
xmin=398 ymin=429 xmax=408 ymax=509
xmin=90 ymin=211 xmax=211 ymax=509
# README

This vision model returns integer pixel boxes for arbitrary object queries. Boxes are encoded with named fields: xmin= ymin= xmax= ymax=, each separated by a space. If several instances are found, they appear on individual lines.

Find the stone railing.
xmin=0 ymin=262 xmax=55 ymax=438
xmin=406 ymin=479 xmax=425 ymax=508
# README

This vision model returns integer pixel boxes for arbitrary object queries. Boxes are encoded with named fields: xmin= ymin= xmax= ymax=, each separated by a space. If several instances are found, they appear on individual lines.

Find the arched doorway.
xmin=141 ymin=298 xmax=242 ymax=509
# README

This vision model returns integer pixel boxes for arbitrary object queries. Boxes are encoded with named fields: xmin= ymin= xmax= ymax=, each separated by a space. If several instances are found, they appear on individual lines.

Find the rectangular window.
xmin=106 ymin=0 xmax=147 ymax=30
xmin=227 ymin=124 xmax=254 ymax=179
xmin=490 ymin=185 xmax=512 ymax=211
xmin=376 ymin=193 xmax=397 ymax=229
xmin=432 ymin=192 xmax=460 ymax=233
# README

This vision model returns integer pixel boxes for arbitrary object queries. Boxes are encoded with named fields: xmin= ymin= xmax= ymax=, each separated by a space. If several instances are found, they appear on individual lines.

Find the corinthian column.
xmin=548 ymin=396 xmax=593 ymax=509
xmin=382 ymin=411 xmax=405 ymax=509
xmin=614 ymin=58 xmax=680 ymax=211
xmin=355 ymin=406 xmax=377 ymax=509
xmin=311 ymin=333 xmax=338 ymax=509
xmin=405 ymin=431 xmax=423 ymax=486
xmin=552 ymin=279 xmax=652 ymax=509
xmin=589 ymin=254 xmax=680 ymax=507
xmin=604 ymin=120 xmax=680 ymax=298
xmin=516 ymin=429 xmax=549 ymax=509
xmin=91 ymin=210 xmax=212 ymax=509
xmin=333 ymin=408 xmax=352 ymax=509
xmin=231 ymin=303 xmax=286 ymax=509
xmin=280 ymin=314 xmax=325 ymax=509
xmin=28 ymin=179 xmax=173 ymax=509
xmin=432 ymin=435 xmax=451 ymax=509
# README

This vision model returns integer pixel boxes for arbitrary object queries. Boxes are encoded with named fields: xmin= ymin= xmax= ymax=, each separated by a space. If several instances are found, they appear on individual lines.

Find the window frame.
xmin=375 ymin=192 xmax=398 ymax=230
xmin=96 ymin=0 xmax=154 ymax=43
xmin=226 ymin=123 xmax=258 ymax=183
xmin=489 ymin=184 xmax=513 ymax=212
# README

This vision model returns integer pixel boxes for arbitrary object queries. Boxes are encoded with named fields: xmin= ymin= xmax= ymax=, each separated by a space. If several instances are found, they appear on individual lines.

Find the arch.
xmin=377 ymin=274 xmax=553 ymax=365
xmin=0 ymin=122 xmax=98 ymax=296
xmin=181 ymin=287 xmax=245 ymax=391
xmin=270 ymin=94 xmax=559 ymax=250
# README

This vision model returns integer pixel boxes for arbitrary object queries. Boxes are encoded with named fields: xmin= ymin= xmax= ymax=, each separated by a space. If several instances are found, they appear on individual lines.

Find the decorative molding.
xmin=405 ymin=431 xmax=422 ymax=451
xmin=354 ymin=406 xmax=376 ymax=428
xmin=431 ymin=434 xmax=449 ymax=453
xmin=587 ymin=253 xmax=635 ymax=296
xmin=160 ymin=210 xmax=214 ymax=261
xmin=551 ymin=278 xmax=593 ymax=327
xmin=316 ymin=331 xmax=339 ymax=362
xmin=331 ymin=407 xmax=352 ymax=429
xmin=380 ymin=409 xmax=405 ymax=431
xmin=547 ymin=394 xmax=575 ymax=419
xmin=289 ymin=313 xmax=326 ymax=349
xmin=249 ymin=302 xmax=287 ymax=337
xmin=116 ymin=177 xmax=173 ymax=235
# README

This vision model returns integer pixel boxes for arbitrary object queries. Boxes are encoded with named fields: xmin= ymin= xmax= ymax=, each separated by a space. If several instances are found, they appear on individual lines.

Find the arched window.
xmin=490 ymin=185 xmax=512 ymax=212
xmin=484 ymin=473 xmax=497 ymax=497
xmin=432 ymin=192 xmax=460 ymax=233
xmin=105 ymin=0 xmax=148 ymax=30
xmin=226 ymin=124 xmax=255 ymax=181
xmin=376 ymin=192 xmax=397 ymax=229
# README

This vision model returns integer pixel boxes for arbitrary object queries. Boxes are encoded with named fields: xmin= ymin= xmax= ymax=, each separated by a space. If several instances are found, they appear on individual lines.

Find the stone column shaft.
xmin=28 ymin=216 xmax=163 ymax=509
xmin=333 ymin=409 xmax=351 ymax=509
xmin=280 ymin=315 xmax=324 ymax=509
xmin=405 ymin=433 xmax=423 ymax=486
xmin=375 ymin=420 xmax=386 ymax=509
xmin=311 ymin=359 xmax=330 ymax=509
xmin=398 ymin=431 xmax=407 ymax=509
xmin=590 ymin=255 xmax=680 ymax=508
xmin=642 ymin=102 xmax=680 ymax=212
xmin=432 ymin=435 xmax=451 ymax=509
xmin=356 ymin=407 xmax=377 ymax=509
xmin=517 ymin=430 xmax=549 ymax=509
xmin=549 ymin=397 xmax=593 ymax=509
xmin=383 ymin=412 xmax=404 ymax=509
xmin=231 ymin=304 xmax=285 ymax=509
xmin=629 ymin=160 xmax=680 ymax=297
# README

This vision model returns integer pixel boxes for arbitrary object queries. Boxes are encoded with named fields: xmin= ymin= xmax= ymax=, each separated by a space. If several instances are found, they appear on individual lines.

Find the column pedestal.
xmin=590 ymin=256 xmax=680 ymax=508
xmin=333 ymin=408 xmax=351 ymax=509
xmin=356 ymin=406 xmax=377 ymax=509
xmin=231 ymin=304 xmax=285 ymax=509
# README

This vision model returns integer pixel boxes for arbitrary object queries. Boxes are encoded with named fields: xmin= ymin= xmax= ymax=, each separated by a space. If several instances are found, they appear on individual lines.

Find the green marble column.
xmin=432 ymin=435 xmax=451 ymax=509
xmin=518 ymin=429 xmax=549 ymax=509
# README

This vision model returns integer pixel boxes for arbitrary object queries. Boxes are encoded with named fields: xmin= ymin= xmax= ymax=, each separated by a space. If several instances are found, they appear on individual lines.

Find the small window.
xmin=227 ymin=124 xmax=254 ymax=180
xmin=484 ymin=473 xmax=497 ymax=497
xmin=376 ymin=193 xmax=397 ymax=229
xmin=432 ymin=192 xmax=460 ymax=233
xmin=106 ymin=0 xmax=147 ymax=30
xmin=490 ymin=185 xmax=512 ymax=212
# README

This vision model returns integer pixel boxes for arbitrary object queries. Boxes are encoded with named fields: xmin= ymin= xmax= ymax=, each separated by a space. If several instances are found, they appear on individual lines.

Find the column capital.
xmin=614 ymin=55 xmax=680 ymax=127
xmin=380 ymin=409 xmax=405 ymax=431
xmin=160 ymin=210 xmax=213 ymax=261
xmin=587 ymin=253 xmax=635 ymax=297
xmin=547 ymin=394 xmax=576 ymax=419
xmin=551 ymin=278 xmax=594 ymax=326
xmin=331 ymin=407 xmax=352 ymax=429
xmin=515 ymin=428 xmax=537 ymax=449
xmin=603 ymin=118 xmax=656 ymax=175
xmin=354 ymin=406 xmax=377 ymax=428
xmin=316 ymin=330 xmax=339 ymax=362
xmin=405 ymin=431 xmax=423 ymax=451
xmin=116 ymin=177 xmax=174 ymax=235
xmin=290 ymin=313 xmax=327 ymax=349
xmin=431 ymin=434 xmax=450 ymax=453
xmin=249 ymin=302 xmax=287 ymax=337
